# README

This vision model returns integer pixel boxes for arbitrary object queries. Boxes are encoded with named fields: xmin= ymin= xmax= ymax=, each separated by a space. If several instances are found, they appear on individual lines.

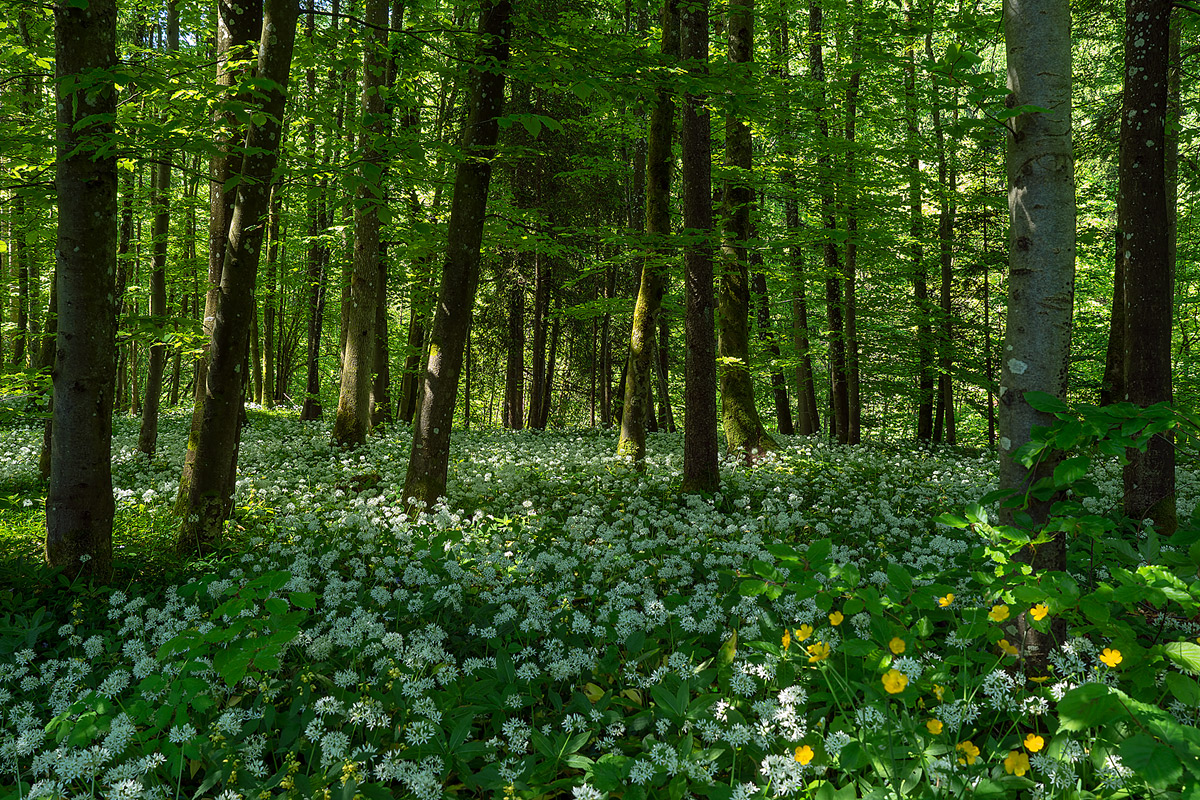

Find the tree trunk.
xmin=333 ymin=0 xmax=389 ymax=447
xmin=753 ymin=270 xmax=792 ymax=435
xmin=177 ymin=0 xmax=298 ymax=553
xmin=656 ymin=308 xmax=676 ymax=432
xmin=46 ymin=0 xmax=118 ymax=581
xmin=300 ymin=6 xmax=329 ymax=421
xmin=504 ymin=276 xmax=525 ymax=428
xmin=528 ymin=255 xmax=550 ymax=430
xmin=137 ymin=153 xmax=172 ymax=456
xmin=999 ymin=0 xmax=1075 ymax=675
xmin=618 ymin=0 xmax=678 ymax=464
xmin=811 ymin=0 xmax=848 ymax=444
xmin=403 ymin=0 xmax=513 ymax=508
xmin=906 ymin=1 xmax=933 ymax=440
xmin=927 ymin=28 xmax=957 ymax=446
xmin=262 ymin=182 xmax=281 ymax=408
xmin=1120 ymin=0 xmax=1175 ymax=533
xmin=843 ymin=0 xmax=862 ymax=444
xmin=680 ymin=0 xmax=720 ymax=493
xmin=719 ymin=0 xmax=775 ymax=458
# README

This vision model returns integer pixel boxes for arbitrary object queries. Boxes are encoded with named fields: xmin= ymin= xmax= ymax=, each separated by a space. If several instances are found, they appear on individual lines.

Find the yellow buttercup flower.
xmin=828 ymin=611 xmax=844 ymax=626
xmin=989 ymin=604 xmax=1010 ymax=623
xmin=932 ymin=683 xmax=945 ymax=702
xmin=999 ymin=638 xmax=1019 ymax=656
xmin=1030 ymin=603 xmax=1049 ymax=621
xmin=807 ymin=641 xmax=832 ymax=663
xmin=796 ymin=624 xmax=814 ymax=642
xmin=1100 ymin=648 xmax=1123 ymax=667
xmin=955 ymin=740 xmax=980 ymax=765
xmin=938 ymin=593 xmax=955 ymax=608
xmin=926 ymin=718 xmax=944 ymax=735
xmin=1024 ymin=734 xmax=1045 ymax=752
xmin=782 ymin=629 xmax=791 ymax=651
xmin=794 ymin=745 xmax=814 ymax=765
xmin=889 ymin=636 xmax=906 ymax=655
xmin=1029 ymin=675 xmax=1050 ymax=683
xmin=1004 ymin=750 xmax=1030 ymax=776
xmin=882 ymin=669 xmax=909 ymax=694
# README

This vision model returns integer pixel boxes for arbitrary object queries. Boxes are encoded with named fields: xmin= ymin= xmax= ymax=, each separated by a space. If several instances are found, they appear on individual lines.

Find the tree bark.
xmin=843 ymin=0 xmax=862 ymax=444
xmin=137 ymin=154 xmax=171 ymax=456
xmin=927 ymin=27 xmax=957 ymax=446
xmin=753 ymin=269 xmax=792 ymax=435
xmin=999 ymin=0 xmax=1075 ymax=674
xmin=680 ymin=0 xmax=720 ymax=493
xmin=177 ymin=0 xmax=299 ymax=553
xmin=46 ymin=0 xmax=118 ymax=581
xmin=719 ymin=0 xmax=775 ymax=457
xmin=905 ymin=1 xmax=933 ymax=440
xmin=504 ymin=275 xmax=525 ymax=428
xmin=333 ymin=0 xmax=389 ymax=447
xmin=403 ymin=0 xmax=513 ymax=508
xmin=1120 ymin=0 xmax=1175 ymax=532
xmin=262 ymin=182 xmax=282 ymax=408
xmin=810 ymin=0 xmax=848 ymax=444
xmin=618 ymin=0 xmax=678 ymax=465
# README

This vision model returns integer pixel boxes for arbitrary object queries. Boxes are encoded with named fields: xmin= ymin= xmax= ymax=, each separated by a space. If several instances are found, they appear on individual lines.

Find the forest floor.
xmin=2 ymin=408 xmax=1199 ymax=799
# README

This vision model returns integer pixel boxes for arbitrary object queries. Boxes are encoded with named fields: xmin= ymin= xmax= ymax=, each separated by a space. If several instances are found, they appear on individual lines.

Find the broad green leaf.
xmin=1056 ymin=683 xmax=1123 ymax=731
xmin=1023 ymin=390 xmax=1069 ymax=416
xmin=1119 ymin=734 xmax=1183 ymax=789
xmin=1164 ymin=642 xmax=1200 ymax=674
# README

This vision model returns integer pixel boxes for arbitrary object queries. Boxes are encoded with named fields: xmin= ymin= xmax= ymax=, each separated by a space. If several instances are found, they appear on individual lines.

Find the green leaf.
xmin=289 ymin=591 xmax=316 ymax=608
xmin=1053 ymin=455 xmax=1089 ymax=487
xmin=1119 ymin=733 xmax=1183 ymax=789
xmin=886 ymin=562 xmax=913 ymax=597
xmin=1166 ymin=672 xmax=1200 ymax=706
xmin=1023 ymin=391 xmax=1069 ymax=416
xmin=806 ymin=538 xmax=833 ymax=565
xmin=1056 ymin=683 xmax=1124 ymax=731
xmin=1164 ymin=642 xmax=1200 ymax=674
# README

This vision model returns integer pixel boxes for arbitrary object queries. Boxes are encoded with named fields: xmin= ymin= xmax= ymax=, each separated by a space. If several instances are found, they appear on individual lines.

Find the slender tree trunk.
xmin=680 ymin=0 xmax=719 ymax=492
xmin=1101 ymin=228 xmax=1125 ymax=406
xmin=46 ymin=0 xmax=118 ymax=581
xmin=811 ymin=0 xmax=848 ymax=443
xmin=753 ymin=269 xmax=792 ymax=434
xmin=906 ymin=1 xmax=933 ymax=440
xmin=403 ymin=0 xmax=513 ymax=508
xmin=999 ymin=0 xmax=1075 ymax=674
xmin=1120 ymin=0 xmax=1175 ymax=532
xmin=334 ymin=0 xmax=389 ymax=446
xmin=528 ymin=255 xmax=550 ymax=429
xmin=657 ymin=308 xmax=676 ymax=432
xmin=137 ymin=155 xmax=171 ymax=455
xmin=600 ymin=263 xmax=615 ymax=427
xmin=719 ymin=0 xmax=774 ymax=457
xmin=504 ymin=276 xmax=525 ymax=428
xmin=843 ymin=0 xmax=862 ymax=444
xmin=262 ymin=182 xmax=281 ymax=408
xmin=177 ymin=0 xmax=299 ymax=553
xmin=927 ymin=29 xmax=957 ymax=446
xmin=618 ymin=0 xmax=678 ymax=464
xmin=541 ymin=299 xmax=560 ymax=428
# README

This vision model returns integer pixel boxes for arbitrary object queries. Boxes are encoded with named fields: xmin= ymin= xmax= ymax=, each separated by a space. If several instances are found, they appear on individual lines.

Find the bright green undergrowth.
xmin=2 ymin=407 xmax=1200 ymax=800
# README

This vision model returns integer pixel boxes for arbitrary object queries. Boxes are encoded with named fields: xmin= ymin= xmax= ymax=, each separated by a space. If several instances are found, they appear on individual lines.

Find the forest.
xmin=2 ymin=0 xmax=1200 ymax=796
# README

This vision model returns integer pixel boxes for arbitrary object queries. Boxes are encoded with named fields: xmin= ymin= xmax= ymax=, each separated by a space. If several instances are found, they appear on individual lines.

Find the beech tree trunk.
xmin=262 ymin=182 xmax=281 ymax=408
xmin=680 ymin=0 xmax=720 ymax=492
xmin=1120 ymin=0 xmax=1175 ymax=533
xmin=46 ymin=0 xmax=118 ymax=581
xmin=999 ymin=0 xmax=1075 ymax=674
xmin=618 ymin=0 xmax=678 ymax=465
xmin=403 ymin=0 xmax=513 ymax=508
xmin=177 ymin=0 xmax=299 ymax=553
xmin=504 ymin=276 xmax=525 ymax=428
xmin=843 ymin=0 xmax=863 ymax=444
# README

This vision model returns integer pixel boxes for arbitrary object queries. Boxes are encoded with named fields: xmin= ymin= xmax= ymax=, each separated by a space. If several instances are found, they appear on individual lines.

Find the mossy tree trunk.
xmin=719 ymin=0 xmax=775 ymax=458
xmin=618 ymin=0 xmax=678 ymax=466
xmin=333 ymin=0 xmax=389 ymax=447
